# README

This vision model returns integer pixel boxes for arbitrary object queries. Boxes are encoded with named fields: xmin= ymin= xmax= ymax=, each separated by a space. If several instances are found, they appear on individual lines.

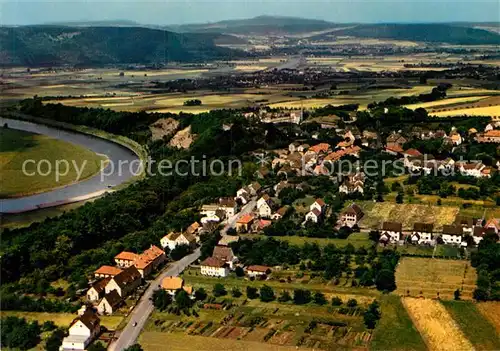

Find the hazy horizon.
xmin=1 ymin=0 xmax=499 ymax=26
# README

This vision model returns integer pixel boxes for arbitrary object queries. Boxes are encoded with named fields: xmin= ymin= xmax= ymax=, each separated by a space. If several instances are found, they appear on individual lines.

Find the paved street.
xmin=110 ymin=200 xmax=255 ymax=350
xmin=109 ymin=248 xmax=200 ymax=351
xmin=220 ymin=199 xmax=256 ymax=235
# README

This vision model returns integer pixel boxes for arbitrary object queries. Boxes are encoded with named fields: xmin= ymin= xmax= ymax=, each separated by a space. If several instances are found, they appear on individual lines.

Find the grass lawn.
xmin=441 ymin=300 xmax=500 ymax=350
xmin=0 ymin=311 xmax=123 ymax=329
xmin=183 ymin=269 xmax=381 ymax=299
xmin=370 ymin=295 xmax=426 ymax=351
xmin=0 ymin=127 xmax=107 ymax=198
xmin=242 ymin=232 xmax=373 ymax=249
xmin=395 ymin=257 xmax=477 ymax=300
xmin=139 ymin=331 xmax=312 ymax=351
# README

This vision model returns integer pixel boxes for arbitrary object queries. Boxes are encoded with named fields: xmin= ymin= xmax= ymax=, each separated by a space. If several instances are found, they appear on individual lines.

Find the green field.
xmin=0 ymin=311 xmax=123 ymax=329
xmin=370 ymin=295 xmax=427 ymax=351
xmin=0 ymin=127 xmax=107 ymax=198
xmin=242 ymin=232 xmax=373 ymax=249
xmin=441 ymin=301 xmax=500 ymax=350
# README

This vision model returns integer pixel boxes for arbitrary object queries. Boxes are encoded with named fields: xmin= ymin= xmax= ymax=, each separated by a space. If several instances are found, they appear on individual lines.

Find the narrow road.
xmin=220 ymin=199 xmax=256 ymax=235
xmin=109 ymin=248 xmax=200 ymax=351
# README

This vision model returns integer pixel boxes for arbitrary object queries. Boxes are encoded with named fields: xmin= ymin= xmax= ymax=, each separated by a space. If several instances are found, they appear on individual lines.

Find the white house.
xmin=258 ymin=200 xmax=273 ymax=218
xmin=246 ymin=265 xmax=271 ymax=278
xmin=457 ymin=162 xmax=486 ymax=178
xmin=379 ymin=222 xmax=402 ymax=244
xmin=104 ymin=266 xmax=141 ymax=297
xmin=309 ymin=198 xmax=326 ymax=214
xmin=411 ymin=223 xmax=434 ymax=245
xmin=441 ymin=225 xmax=463 ymax=245
xmin=305 ymin=209 xmax=321 ymax=223
xmin=160 ymin=231 xmax=196 ymax=251
xmin=86 ymin=278 xmax=110 ymax=302
xmin=212 ymin=246 xmax=238 ymax=270
xmin=219 ymin=197 xmax=237 ymax=217
xmin=60 ymin=307 xmax=100 ymax=351
xmin=200 ymin=257 xmax=229 ymax=277
xmin=97 ymin=290 xmax=122 ymax=315
xmin=236 ymin=187 xmax=250 ymax=204
xmin=340 ymin=203 xmax=364 ymax=228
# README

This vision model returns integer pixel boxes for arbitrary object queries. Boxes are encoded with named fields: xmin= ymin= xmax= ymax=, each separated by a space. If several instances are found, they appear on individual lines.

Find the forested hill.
xmin=0 ymin=26 xmax=243 ymax=66
xmin=329 ymin=24 xmax=500 ymax=45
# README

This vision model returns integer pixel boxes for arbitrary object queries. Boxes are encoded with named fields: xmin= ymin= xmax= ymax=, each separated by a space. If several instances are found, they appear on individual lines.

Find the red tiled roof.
xmin=246 ymin=265 xmax=271 ymax=273
xmin=95 ymin=266 xmax=123 ymax=276
xmin=237 ymin=213 xmax=254 ymax=225
xmin=404 ymin=148 xmax=423 ymax=157
xmin=114 ymin=251 xmax=139 ymax=261
xmin=309 ymin=143 xmax=330 ymax=154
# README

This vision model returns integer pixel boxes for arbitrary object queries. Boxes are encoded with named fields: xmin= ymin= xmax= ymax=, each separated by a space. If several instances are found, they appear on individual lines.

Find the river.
xmin=0 ymin=117 xmax=141 ymax=214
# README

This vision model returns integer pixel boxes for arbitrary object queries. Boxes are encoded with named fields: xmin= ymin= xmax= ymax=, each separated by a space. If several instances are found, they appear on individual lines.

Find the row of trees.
xmin=231 ymin=238 xmax=399 ymax=292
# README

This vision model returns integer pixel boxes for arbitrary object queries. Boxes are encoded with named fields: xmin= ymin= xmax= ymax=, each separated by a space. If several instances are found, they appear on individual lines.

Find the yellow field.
xmin=476 ymin=302 xmax=500 ymax=334
xmin=234 ymin=65 xmax=269 ymax=71
xmin=139 ymin=331 xmax=313 ymax=351
xmin=402 ymin=298 xmax=474 ymax=351
xmin=0 ymin=311 xmax=123 ymax=329
xmin=396 ymin=257 xmax=477 ymax=300
xmin=357 ymin=202 xmax=458 ymax=230
xmin=431 ymin=105 xmax=500 ymax=117
xmin=405 ymin=96 xmax=491 ymax=110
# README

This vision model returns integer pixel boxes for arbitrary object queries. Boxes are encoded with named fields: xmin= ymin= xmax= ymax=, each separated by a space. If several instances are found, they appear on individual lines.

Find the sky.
xmin=1 ymin=0 xmax=499 ymax=26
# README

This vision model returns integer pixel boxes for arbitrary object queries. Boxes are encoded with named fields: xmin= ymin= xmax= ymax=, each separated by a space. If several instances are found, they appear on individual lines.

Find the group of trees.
xmin=231 ymin=238 xmax=399 ymax=292
xmin=471 ymin=233 xmax=500 ymax=301
xmin=1 ymin=316 xmax=41 ymax=350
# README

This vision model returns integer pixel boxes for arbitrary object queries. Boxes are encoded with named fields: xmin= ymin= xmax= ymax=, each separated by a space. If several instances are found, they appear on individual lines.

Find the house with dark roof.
xmin=61 ymin=306 xmax=100 ymax=351
xmin=411 ymin=223 xmax=434 ymax=245
xmin=441 ymin=225 xmax=464 ymax=246
xmin=380 ymin=222 xmax=402 ymax=244
xmin=200 ymin=257 xmax=229 ymax=277
xmin=212 ymin=246 xmax=237 ymax=269
xmin=97 ymin=290 xmax=122 ymax=315
xmin=105 ymin=266 xmax=141 ymax=297
xmin=246 ymin=265 xmax=271 ymax=278
xmin=86 ymin=278 xmax=110 ymax=302
xmin=340 ymin=203 xmax=364 ymax=228
xmin=160 ymin=231 xmax=196 ymax=251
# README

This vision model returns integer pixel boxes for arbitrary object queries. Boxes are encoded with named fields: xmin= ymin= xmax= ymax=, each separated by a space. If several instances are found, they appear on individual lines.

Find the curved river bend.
xmin=0 ymin=117 xmax=140 ymax=214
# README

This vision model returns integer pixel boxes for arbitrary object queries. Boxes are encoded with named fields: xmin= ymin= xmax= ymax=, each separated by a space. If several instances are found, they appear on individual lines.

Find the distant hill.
xmin=318 ymin=23 xmax=500 ymax=45
xmin=173 ymin=15 xmax=343 ymax=34
xmin=0 ymin=26 xmax=243 ymax=66
xmin=173 ymin=16 xmax=500 ymax=44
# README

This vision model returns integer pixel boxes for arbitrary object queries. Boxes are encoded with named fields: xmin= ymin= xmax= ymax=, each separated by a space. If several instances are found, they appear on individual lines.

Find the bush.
xmin=331 ymin=296 xmax=343 ymax=306
xmin=347 ymin=298 xmax=358 ymax=308
xmin=212 ymin=283 xmax=227 ymax=297
xmin=246 ymin=286 xmax=258 ymax=299
xmin=231 ymin=287 xmax=242 ymax=298
xmin=259 ymin=285 xmax=275 ymax=302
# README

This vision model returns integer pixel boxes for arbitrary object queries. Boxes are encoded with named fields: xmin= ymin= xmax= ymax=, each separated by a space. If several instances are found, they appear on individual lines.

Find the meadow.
xmin=441 ymin=300 xmax=500 ymax=350
xmin=402 ymin=298 xmax=474 ymax=351
xmin=242 ymin=232 xmax=373 ymax=249
xmin=395 ymin=257 xmax=477 ymax=300
xmin=0 ymin=127 xmax=106 ymax=198
xmin=0 ymin=311 xmax=122 ymax=329
xmin=370 ymin=295 xmax=427 ymax=351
